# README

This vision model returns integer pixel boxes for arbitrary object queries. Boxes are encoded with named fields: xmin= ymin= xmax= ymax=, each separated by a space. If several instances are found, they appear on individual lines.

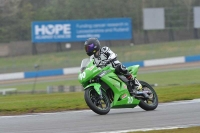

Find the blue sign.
xmin=31 ymin=18 xmax=132 ymax=43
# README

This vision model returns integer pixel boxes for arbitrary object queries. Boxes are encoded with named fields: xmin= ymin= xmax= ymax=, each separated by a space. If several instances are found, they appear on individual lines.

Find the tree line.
xmin=0 ymin=0 xmax=199 ymax=42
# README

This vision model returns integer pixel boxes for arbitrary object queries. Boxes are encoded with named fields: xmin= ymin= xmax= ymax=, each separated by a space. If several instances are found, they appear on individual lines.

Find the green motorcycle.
xmin=78 ymin=58 xmax=158 ymax=115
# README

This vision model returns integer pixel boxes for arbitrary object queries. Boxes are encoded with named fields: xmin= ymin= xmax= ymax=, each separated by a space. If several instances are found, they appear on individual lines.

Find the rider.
xmin=84 ymin=38 xmax=142 ymax=95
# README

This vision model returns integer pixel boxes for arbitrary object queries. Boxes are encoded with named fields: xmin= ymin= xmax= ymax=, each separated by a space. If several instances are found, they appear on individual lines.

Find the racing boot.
xmin=128 ymin=74 xmax=142 ymax=88
xmin=125 ymin=74 xmax=142 ymax=95
xmin=133 ymin=78 xmax=142 ymax=91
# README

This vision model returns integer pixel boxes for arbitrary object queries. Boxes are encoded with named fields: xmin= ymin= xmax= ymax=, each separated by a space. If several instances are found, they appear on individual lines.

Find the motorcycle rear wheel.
xmin=84 ymin=87 xmax=110 ymax=115
xmin=138 ymin=81 xmax=158 ymax=111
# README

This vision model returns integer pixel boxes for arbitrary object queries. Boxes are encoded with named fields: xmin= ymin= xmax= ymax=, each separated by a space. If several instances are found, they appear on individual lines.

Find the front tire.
xmin=84 ymin=87 xmax=110 ymax=115
xmin=138 ymin=81 xmax=158 ymax=111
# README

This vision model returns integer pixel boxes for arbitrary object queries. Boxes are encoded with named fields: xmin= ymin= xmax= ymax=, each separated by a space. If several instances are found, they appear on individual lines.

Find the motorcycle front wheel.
xmin=84 ymin=87 xmax=110 ymax=115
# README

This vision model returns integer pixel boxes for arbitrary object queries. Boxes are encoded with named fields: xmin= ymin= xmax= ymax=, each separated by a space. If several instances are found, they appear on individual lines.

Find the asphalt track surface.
xmin=0 ymin=99 xmax=200 ymax=133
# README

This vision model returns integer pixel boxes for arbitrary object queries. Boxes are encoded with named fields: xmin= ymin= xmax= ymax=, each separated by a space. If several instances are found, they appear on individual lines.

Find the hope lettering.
xmin=35 ymin=24 xmax=71 ymax=35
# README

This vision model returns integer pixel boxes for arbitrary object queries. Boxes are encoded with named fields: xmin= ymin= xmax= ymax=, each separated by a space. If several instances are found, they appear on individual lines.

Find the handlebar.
xmin=96 ymin=60 xmax=111 ymax=67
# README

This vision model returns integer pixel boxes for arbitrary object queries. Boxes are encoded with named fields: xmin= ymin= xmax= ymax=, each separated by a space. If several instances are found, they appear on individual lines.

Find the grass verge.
xmin=129 ymin=126 xmax=200 ymax=133
xmin=0 ymin=40 xmax=200 ymax=73
xmin=0 ymin=84 xmax=200 ymax=116
xmin=1 ymin=67 xmax=200 ymax=91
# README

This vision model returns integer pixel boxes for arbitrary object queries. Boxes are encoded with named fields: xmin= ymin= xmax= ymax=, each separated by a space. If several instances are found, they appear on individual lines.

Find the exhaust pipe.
xmin=136 ymin=91 xmax=151 ymax=98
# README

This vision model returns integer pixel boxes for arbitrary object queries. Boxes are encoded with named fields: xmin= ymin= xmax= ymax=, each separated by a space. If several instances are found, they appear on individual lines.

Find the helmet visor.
xmin=85 ymin=43 xmax=95 ymax=55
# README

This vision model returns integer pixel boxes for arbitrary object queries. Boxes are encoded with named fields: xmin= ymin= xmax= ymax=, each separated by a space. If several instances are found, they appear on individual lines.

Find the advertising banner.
xmin=32 ymin=18 xmax=132 ymax=43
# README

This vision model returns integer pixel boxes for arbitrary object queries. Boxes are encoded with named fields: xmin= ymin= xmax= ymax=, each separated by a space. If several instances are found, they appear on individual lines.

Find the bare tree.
xmin=181 ymin=0 xmax=194 ymax=29
xmin=0 ymin=0 xmax=21 ymax=17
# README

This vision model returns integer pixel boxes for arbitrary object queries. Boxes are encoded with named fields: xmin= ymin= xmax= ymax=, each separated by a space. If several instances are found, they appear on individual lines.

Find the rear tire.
xmin=138 ymin=81 xmax=158 ymax=111
xmin=84 ymin=87 xmax=110 ymax=115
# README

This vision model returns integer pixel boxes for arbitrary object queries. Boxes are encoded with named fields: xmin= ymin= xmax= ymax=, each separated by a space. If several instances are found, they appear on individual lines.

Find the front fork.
xmin=99 ymin=88 xmax=103 ymax=99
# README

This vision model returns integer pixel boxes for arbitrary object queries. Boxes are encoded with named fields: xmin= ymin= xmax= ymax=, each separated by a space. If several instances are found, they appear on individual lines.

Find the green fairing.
xmin=78 ymin=61 xmax=102 ymax=84
xmin=127 ymin=65 xmax=139 ymax=78
xmin=79 ymin=59 xmax=140 ymax=109
xmin=84 ymin=83 xmax=101 ymax=95
xmin=101 ymin=72 xmax=140 ymax=108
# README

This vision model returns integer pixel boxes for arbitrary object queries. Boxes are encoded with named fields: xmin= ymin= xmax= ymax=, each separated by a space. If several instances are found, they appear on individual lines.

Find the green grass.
xmin=0 ymin=92 xmax=85 ymax=115
xmin=138 ymin=68 xmax=200 ymax=86
xmin=1 ymin=79 xmax=80 ymax=91
xmin=0 ymin=84 xmax=200 ymax=115
xmin=156 ymin=84 xmax=200 ymax=102
xmin=0 ymin=67 xmax=200 ymax=115
xmin=0 ymin=66 xmax=199 ymax=115
xmin=0 ymin=40 xmax=200 ymax=73
xmin=1 ymin=68 xmax=200 ymax=91
xmin=129 ymin=126 xmax=200 ymax=133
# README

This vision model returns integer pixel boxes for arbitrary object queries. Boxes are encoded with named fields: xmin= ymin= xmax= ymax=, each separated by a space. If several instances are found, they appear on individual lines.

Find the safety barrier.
xmin=46 ymin=86 xmax=83 ymax=93
xmin=0 ymin=54 xmax=199 ymax=81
